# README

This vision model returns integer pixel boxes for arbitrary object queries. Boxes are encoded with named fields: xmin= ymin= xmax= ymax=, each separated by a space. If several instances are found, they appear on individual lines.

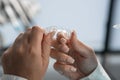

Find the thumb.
xmin=70 ymin=31 xmax=87 ymax=57
xmin=42 ymin=31 xmax=55 ymax=60
xmin=70 ymin=30 xmax=79 ymax=49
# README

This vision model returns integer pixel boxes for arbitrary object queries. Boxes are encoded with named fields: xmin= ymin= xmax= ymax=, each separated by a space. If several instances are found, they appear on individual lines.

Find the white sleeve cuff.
xmin=80 ymin=61 xmax=111 ymax=80
xmin=1 ymin=74 xmax=28 ymax=80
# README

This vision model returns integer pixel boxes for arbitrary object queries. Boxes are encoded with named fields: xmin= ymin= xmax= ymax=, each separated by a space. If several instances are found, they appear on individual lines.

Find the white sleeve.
xmin=1 ymin=74 xmax=28 ymax=80
xmin=80 ymin=61 xmax=111 ymax=80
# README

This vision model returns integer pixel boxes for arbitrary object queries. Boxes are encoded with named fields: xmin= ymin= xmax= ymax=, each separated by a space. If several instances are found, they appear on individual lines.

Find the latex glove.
xmin=2 ymin=26 xmax=54 ymax=80
xmin=51 ymin=31 xmax=98 ymax=80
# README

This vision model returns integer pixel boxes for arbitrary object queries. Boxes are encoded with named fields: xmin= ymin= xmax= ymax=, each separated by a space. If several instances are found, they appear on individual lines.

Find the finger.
xmin=57 ymin=32 xmax=68 ymax=44
xmin=55 ymin=32 xmax=69 ymax=53
xmin=13 ymin=33 xmax=23 ymax=47
xmin=70 ymin=31 xmax=87 ymax=56
xmin=14 ymin=33 xmax=24 ymax=44
xmin=29 ymin=26 xmax=44 ymax=48
xmin=12 ymin=29 xmax=32 ymax=55
xmin=22 ymin=28 xmax=32 ymax=44
xmin=60 ymin=38 xmax=67 ymax=44
xmin=50 ymin=49 xmax=75 ymax=64
xmin=42 ymin=31 xmax=55 ymax=60
xmin=52 ymin=32 xmax=68 ymax=48
xmin=58 ymin=44 xmax=70 ymax=53
xmin=51 ymin=40 xmax=59 ymax=49
xmin=14 ymin=28 xmax=32 ymax=44
xmin=54 ymin=62 xmax=77 ymax=73
xmin=54 ymin=62 xmax=80 ymax=80
xmin=52 ymin=40 xmax=69 ymax=53
xmin=70 ymin=31 xmax=77 ymax=45
xmin=15 ymin=28 xmax=31 ymax=41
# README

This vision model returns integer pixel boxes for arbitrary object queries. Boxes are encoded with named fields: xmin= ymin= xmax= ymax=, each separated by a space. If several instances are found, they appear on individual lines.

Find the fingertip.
xmin=45 ymin=31 xmax=56 ymax=45
xmin=67 ymin=57 xmax=75 ymax=64
xmin=71 ymin=30 xmax=77 ymax=39
xmin=70 ymin=30 xmax=78 ymax=46
xmin=32 ymin=26 xmax=45 ymax=33
xmin=60 ymin=38 xmax=67 ymax=44
xmin=70 ymin=67 xmax=77 ymax=72
xmin=29 ymin=26 xmax=45 ymax=48
xmin=57 ymin=32 xmax=64 ymax=37
xmin=32 ymin=26 xmax=39 ymax=30
xmin=57 ymin=32 xmax=68 ymax=41
xmin=54 ymin=62 xmax=77 ymax=73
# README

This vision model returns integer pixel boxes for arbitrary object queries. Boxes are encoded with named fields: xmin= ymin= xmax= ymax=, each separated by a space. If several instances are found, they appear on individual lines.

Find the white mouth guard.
xmin=45 ymin=26 xmax=72 ymax=39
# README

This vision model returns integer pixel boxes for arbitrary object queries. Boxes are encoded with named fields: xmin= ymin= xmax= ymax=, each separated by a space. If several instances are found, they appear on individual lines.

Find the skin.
xmin=2 ymin=26 xmax=98 ymax=80
xmin=1 ymin=26 xmax=55 ymax=80
xmin=51 ymin=31 xmax=98 ymax=80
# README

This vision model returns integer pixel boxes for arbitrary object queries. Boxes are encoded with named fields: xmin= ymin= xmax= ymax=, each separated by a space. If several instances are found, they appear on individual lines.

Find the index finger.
xmin=29 ymin=26 xmax=45 ymax=48
xmin=57 ymin=32 xmax=68 ymax=44
xmin=52 ymin=32 xmax=68 ymax=48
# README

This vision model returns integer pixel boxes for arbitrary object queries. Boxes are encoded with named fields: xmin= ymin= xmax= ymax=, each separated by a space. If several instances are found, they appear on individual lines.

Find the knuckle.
xmin=1 ymin=52 xmax=9 ymax=64
xmin=86 ymin=47 xmax=95 ymax=55
xmin=32 ymin=26 xmax=40 ymax=32
xmin=14 ymin=33 xmax=23 ymax=43
xmin=17 ymin=45 xmax=24 ymax=53
xmin=32 ymin=26 xmax=44 ymax=33
xmin=88 ymin=47 xmax=94 ymax=53
xmin=32 ymin=26 xmax=40 ymax=30
xmin=28 ymin=46 xmax=37 ymax=54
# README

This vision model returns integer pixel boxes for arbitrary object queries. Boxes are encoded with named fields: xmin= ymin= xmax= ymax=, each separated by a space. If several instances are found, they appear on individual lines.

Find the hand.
xmin=2 ymin=26 xmax=54 ymax=80
xmin=51 ymin=31 xmax=98 ymax=80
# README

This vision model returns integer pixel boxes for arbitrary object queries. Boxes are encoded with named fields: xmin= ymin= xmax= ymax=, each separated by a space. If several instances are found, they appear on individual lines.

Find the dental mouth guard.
xmin=45 ymin=26 xmax=72 ymax=39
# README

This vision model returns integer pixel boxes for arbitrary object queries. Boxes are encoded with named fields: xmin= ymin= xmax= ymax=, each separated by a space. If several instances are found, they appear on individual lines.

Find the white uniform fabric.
xmin=1 ymin=62 xmax=111 ymax=80
xmin=1 ymin=75 xmax=27 ymax=80
xmin=80 ymin=62 xmax=111 ymax=80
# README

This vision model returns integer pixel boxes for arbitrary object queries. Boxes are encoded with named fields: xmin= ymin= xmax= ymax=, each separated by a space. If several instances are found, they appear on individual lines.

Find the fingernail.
xmin=60 ymin=38 xmax=67 ymax=44
xmin=63 ymin=45 xmax=70 ymax=53
xmin=70 ymin=67 xmax=77 ymax=72
xmin=67 ymin=57 xmax=75 ymax=64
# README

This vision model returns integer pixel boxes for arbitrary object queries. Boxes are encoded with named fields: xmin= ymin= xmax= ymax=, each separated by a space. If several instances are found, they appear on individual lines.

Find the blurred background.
xmin=0 ymin=0 xmax=120 ymax=80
